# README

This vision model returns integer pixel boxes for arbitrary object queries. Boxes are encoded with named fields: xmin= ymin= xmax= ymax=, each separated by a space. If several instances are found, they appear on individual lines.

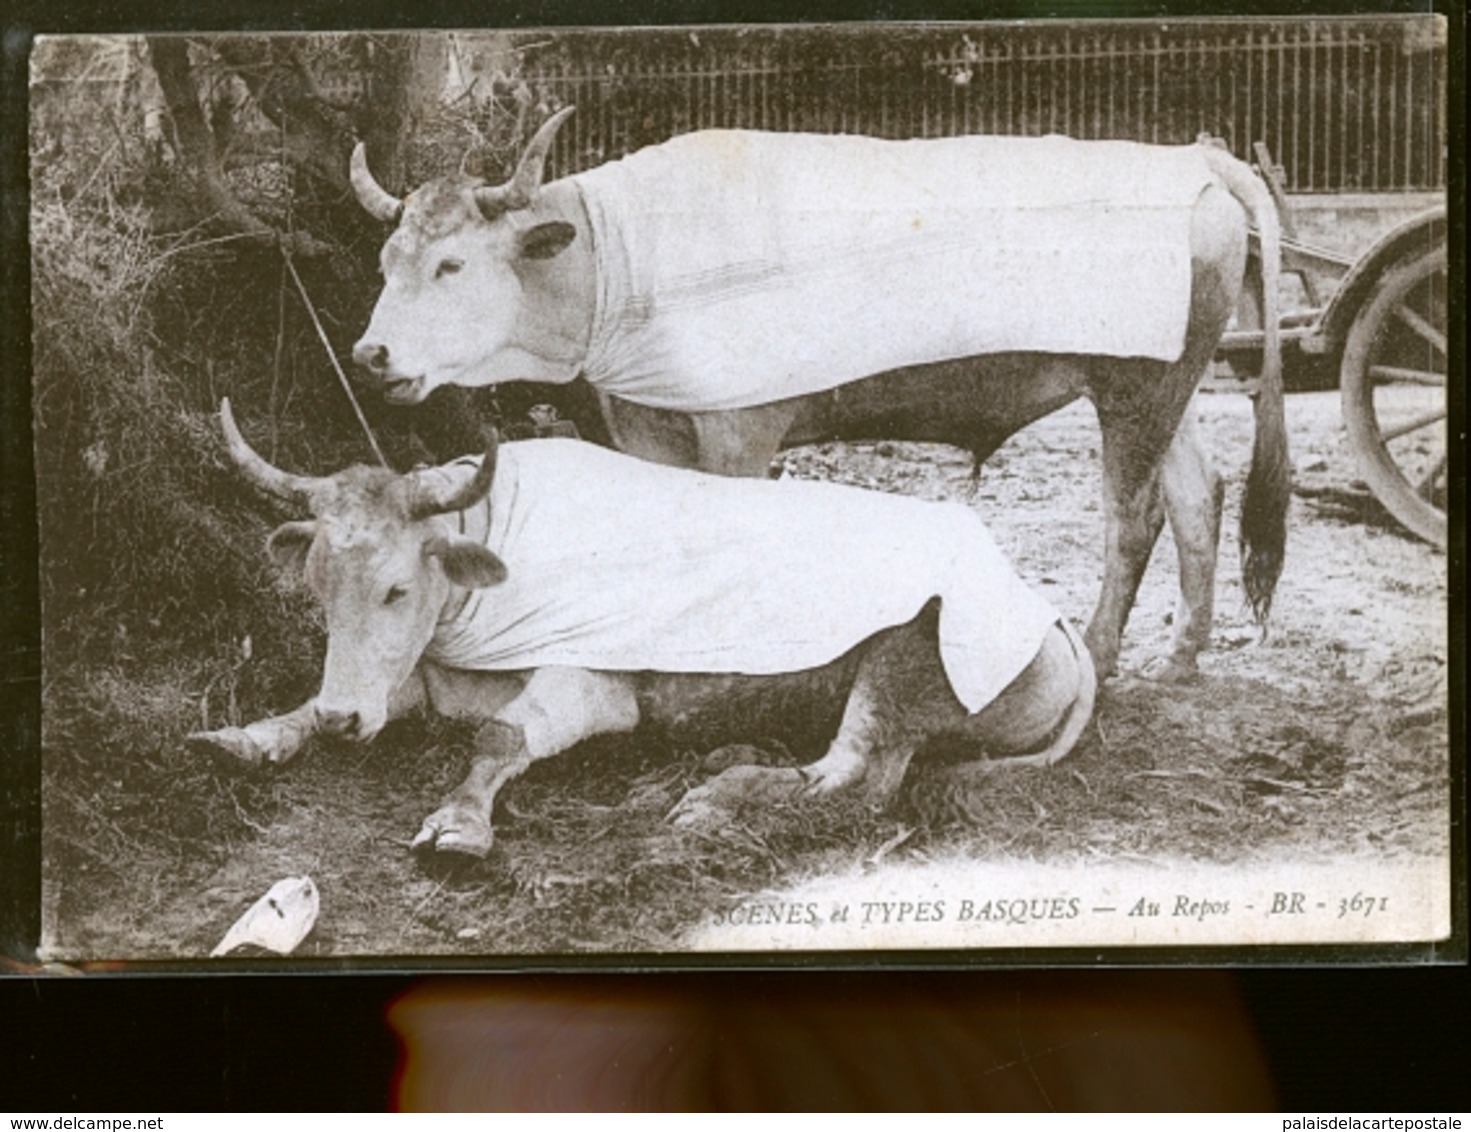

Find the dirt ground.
xmin=40 ymin=387 xmax=1450 ymax=962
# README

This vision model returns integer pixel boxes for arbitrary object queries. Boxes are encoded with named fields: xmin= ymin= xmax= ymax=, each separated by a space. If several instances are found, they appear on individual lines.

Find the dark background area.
xmin=1 ymin=969 xmax=1469 ymax=1110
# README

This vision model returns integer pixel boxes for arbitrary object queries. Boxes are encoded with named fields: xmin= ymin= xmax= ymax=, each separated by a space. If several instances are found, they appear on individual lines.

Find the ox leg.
xmin=1087 ymin=298 xmax=1230 ymax=680
xmin=798 ymin=621 xmax=960 ymax=801
xmin=1148 ymin=406 xmax=1225 ymax=682
xmin=806 ymin=619 xmax=1094 ymax=788
xmin=186 ymin=676 xmax=427 ymax=769
xmin=186 ymin=700 xmax=321 ymax=770
xmin=671 ymin=616 xmax=1095 ymax=828
xmin=597 ymin=393 xmax=796 ymax=478
xmin=1084 ymin=385 xmax=1175 ymax=679
xmin=598 ymin=394 xmax=700 ymax=468
xmin=690 ymin=403 xmax=797 ymax=477
xmin=671 ymin=614 xmax=961 ymax=825
xmin=1085 ymin=185 xmax=1245 ymax=679
xmin=795 ymin=684 xmax=943 ymax=805
xmin=411 ymin=667 xmax=639 ymax=859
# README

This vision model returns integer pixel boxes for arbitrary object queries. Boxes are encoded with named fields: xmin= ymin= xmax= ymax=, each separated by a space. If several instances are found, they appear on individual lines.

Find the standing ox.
xmin=350 ymin=113 xmax=1285 ymax=681
xmin=193 ymin=401 xmax=1094 ymax=858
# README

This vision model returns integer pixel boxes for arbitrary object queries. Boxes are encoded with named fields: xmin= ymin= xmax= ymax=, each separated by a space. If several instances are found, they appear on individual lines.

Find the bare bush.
xmin=31 ymin=35 xmax=528 ymax=670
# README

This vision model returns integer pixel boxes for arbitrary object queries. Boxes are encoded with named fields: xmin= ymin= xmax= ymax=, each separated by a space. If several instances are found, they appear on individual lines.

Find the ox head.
xmin=350 ymin=107 xmax=578 ymax=405
xmin=220 ymin=399 xmax=507 ymax=741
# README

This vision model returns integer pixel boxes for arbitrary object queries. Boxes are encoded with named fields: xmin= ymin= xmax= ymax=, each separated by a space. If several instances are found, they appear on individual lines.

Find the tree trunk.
xmin=146 ymin=36 xmax=275 ymax=241
xmin=358 ymin=34 xmax=450 ymax=193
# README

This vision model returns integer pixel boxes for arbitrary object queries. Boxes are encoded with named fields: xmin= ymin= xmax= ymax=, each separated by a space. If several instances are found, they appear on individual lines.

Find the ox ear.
xmin=517 ymin=221 xmax=576 ymax=261
xmin=425 ymin=535 xmax=507 ymax=589
xmin=266 ymin=521 xmax=317 ymax=576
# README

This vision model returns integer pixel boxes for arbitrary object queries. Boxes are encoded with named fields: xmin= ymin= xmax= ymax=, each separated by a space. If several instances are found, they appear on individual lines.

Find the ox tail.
xmin=1202 ymin=145 xmax=1288 ymax=625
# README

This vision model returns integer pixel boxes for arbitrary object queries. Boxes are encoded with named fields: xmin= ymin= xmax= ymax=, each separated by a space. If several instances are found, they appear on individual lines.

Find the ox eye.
xmin=384 ymin=584 xmax=409 ymax=606
xmin=435 ymin=258 xmax=463 ymax=279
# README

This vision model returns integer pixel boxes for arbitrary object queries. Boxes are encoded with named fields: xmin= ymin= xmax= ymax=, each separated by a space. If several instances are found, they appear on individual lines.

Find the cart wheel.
xmin=1340 ymin=241 xmax=1447 ymax=548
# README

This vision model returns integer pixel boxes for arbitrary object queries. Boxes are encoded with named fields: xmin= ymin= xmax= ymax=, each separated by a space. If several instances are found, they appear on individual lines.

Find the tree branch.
xmin=209 ymin=37 xmax=354 ymax=191
xmin=146 ymin=37 xmax=331 ymax=256
xmin=147 ymin=37 xmax=274 ymax=242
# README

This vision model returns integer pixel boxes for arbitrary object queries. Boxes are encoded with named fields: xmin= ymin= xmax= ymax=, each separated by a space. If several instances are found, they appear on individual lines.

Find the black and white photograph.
xmin=26 ymin=17 xmax=1454 ymax=963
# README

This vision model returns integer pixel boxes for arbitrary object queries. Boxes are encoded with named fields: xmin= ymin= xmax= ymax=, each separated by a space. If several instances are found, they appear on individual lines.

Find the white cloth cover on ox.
xmin=573 ymin=131 xmax=1220 ymax=412
xmin=421 ymin=440 xmax=1059 ymax=715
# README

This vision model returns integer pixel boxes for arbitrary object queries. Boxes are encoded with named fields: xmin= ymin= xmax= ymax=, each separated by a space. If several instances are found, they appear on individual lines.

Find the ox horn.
xmin=407 ymin=431 xmax=499 ymax=520
xmin=219 ymin=398 xmax=325 ymax=505
xmin=349 ymin=142 xmax=404 ymax=224
xmin=473 ymin=106 xmax=575 ymax=219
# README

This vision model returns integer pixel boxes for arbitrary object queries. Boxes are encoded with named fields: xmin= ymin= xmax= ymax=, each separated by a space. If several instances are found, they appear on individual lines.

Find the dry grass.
xmin=41 ymin=654 xmax=1447 ymax=961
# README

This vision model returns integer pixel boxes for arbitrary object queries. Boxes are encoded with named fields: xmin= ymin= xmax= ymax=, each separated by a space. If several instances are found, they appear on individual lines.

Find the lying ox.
xmin=193 ymin=400 xmax=1094 ymax=858
xmin=348 ymin=112 xmax=1285 ymax=682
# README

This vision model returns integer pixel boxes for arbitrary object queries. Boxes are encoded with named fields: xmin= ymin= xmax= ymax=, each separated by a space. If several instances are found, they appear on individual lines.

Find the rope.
xmin=282 ymin=251 xmax=389 ymax=468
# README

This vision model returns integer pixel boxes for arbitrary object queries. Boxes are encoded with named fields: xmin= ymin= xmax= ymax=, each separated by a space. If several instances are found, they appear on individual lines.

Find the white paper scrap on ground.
xmin=211 ymin=876 xmax=320 ymax=957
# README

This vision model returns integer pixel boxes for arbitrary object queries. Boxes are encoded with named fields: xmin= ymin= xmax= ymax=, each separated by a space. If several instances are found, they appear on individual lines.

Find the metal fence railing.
xmin=498 ymin=19 xmax=1445 ymax=195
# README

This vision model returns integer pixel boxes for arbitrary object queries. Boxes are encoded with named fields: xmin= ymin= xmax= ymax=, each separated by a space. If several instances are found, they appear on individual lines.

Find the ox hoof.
xmin=1081 ymin=632 xmax=1118 ymax=682
xmin=187 ymin=728 xmax=268 ymax=770
xmin=670 ymin=765 xmax=806 ymax=828
xmin=411 ymin=806 xmax=494 ymax=859
xmin=1137 ymin=654 xmax=1200 ymax=685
